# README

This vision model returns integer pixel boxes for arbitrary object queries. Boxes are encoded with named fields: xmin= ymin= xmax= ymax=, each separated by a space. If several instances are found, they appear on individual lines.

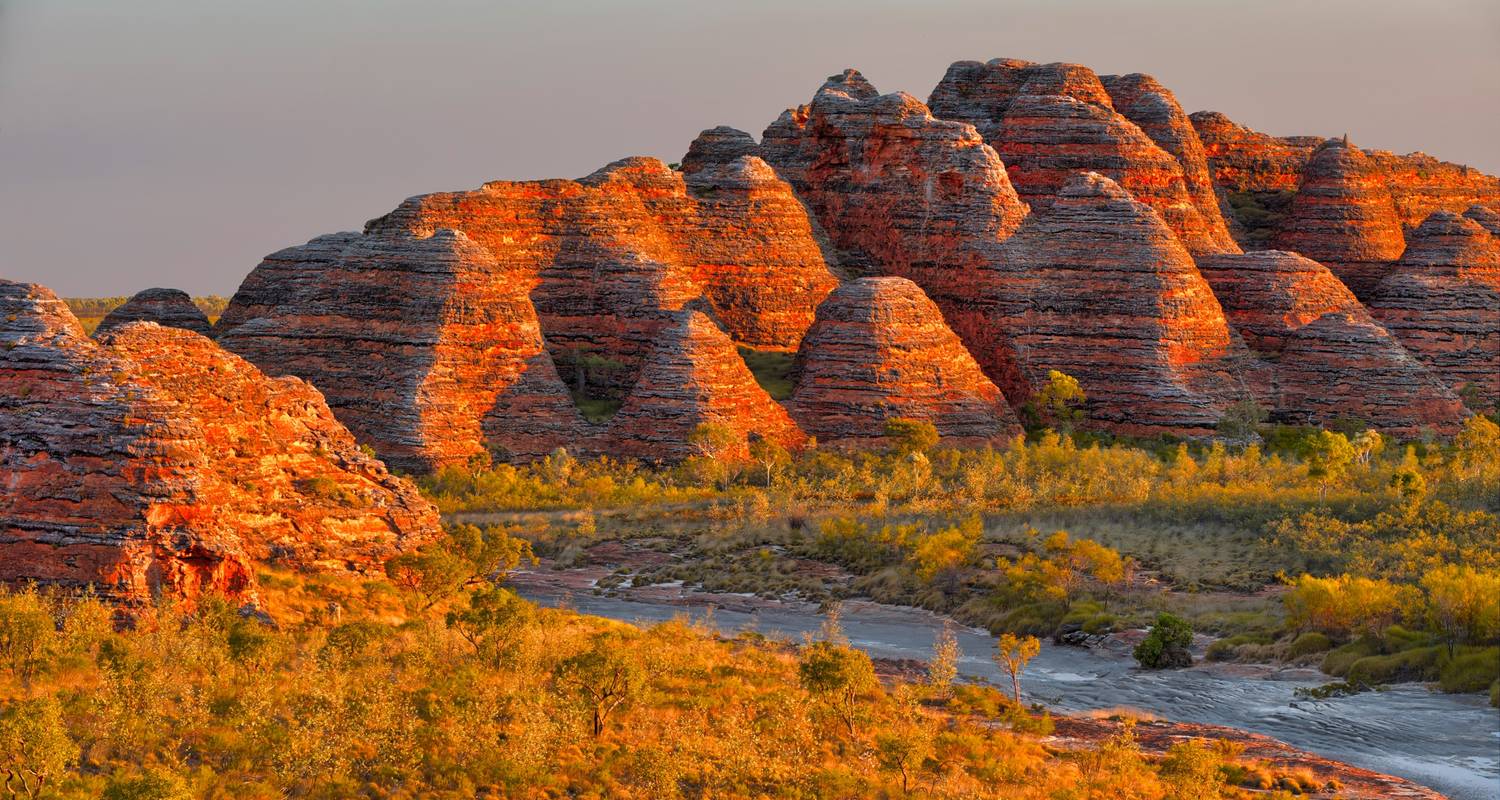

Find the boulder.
xmin=95 ymin=287 xmax=212 ymax=336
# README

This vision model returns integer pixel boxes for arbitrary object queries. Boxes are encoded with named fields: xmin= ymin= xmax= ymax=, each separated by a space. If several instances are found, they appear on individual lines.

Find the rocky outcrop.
xmin=603 ymin=311 xmax=805 ymax=462
xmin=1366 ymin=212 xmax=1500 ymax=408
xmin=751 ymin=69 xmax=1029 ymax=389
xmin=1197 ymin=251 xmax=1464 ymax=434
xmin=680 ymin=126 xmax=760 ymax=176
xmin=1191 ymin=111 xmax=1500 ymax=250
xmin=1100 ymin=73 xmax=1239 ymax=254
xmin=1462 ymin=204 xmax=1500 ymax=237
xmin=362 ymin=156 xmax=838 ymax=393
xmin=986 ymin=173 xmax=1249 ymax=435
xmin=216 ymin=230 xmax=585 ymax=472
xmin=1 ymin=279 xmax=440 ymax=608
xmin=788 ymin=277 xmax=1020 ymax=447
xmin=95 ymin=287 xmax=212 ymax=336
xmin=927 ymin=59 xmax=1236 ymax=254
xmin=1273 ymin=138 xmax=1407 ymax=298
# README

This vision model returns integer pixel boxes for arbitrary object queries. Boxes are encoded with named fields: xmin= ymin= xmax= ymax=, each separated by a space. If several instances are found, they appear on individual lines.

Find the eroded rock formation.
xmin=749 ymin=69 xmax=1028 ymax=387
xmin=362 ymin=155 xmax=838 ymax=393
xmin=926 ymin=59 xmax=1236 ymax=254
xmin=1272 ymin=138 xmax=1407 ymax=298
xmin=1197 ymin=251 xmax=1464 ymax=434
xmin=788 ymin=277 xmax=1020 ymax=447
xmin=1 ymin=280 xmax=440 ymax=607
xmin=986 ymin=173 xmax=1249 ymax=434
xmin=1366 ymin=211 xmax=1500 ymax=408
xmin=603 ymin=311 xmax=805 ymax=462
xmin=95 ymin=287 xmax=212 ymax=336
xmin=216 ymin=230 xmax=585 ymax=472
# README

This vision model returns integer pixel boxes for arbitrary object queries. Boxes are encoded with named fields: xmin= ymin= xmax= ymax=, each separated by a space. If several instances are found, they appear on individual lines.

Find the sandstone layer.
xmin=1366 ymin=211 xmax=1500 ymax=408
xmin=749 ymin=69 xmax=1029 ymax=389
xmin=1196 ymin=251 xmax=1464 ymax=434
xmin=986 ymin=173 xmax=1249 ymax=434
xmin=216 ymin=230 xmax=585 ymax=472
xmin=1 ymin=279 xmax=440 ymax=607
xmin=1272 ymin=138 xmax=1407 ymax=298
xmin=788 ymin=277 xmax=1020 ymax=447
xmin=362 ymin=156 xmax=839 ymax=393
xmin=603 ymin=311 xmax=806 ymax=462
xmin=926 ymin=59 xmax=1236 ymax=254
xmin=95 ymin=287 xmax=212 ymax=336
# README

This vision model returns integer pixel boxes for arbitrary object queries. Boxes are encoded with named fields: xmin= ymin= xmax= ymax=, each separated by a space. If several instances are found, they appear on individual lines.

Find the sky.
xmin=2 ymin=0 xmax=1498 ymax=297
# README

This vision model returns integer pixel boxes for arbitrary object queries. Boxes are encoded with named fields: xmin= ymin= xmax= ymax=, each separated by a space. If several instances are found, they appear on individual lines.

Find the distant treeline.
xmin=64 ymin=295 xmax=230 ymax=320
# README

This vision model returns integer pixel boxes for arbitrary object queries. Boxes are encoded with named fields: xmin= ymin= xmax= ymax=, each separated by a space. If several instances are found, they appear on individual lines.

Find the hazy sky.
xmin=3 ymin=0 xmax=1497 ymax=296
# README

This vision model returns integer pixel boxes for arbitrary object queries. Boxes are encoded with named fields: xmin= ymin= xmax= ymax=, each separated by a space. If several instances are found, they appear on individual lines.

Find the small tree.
xmin=993 ymin=632 xmax=1041 ymax=706
xmin=748 ymin=436 xmax=791 ymax=486
xmin=1026 ymin=370 xmax=1086 ymax=433
xmin=884 ymin=418 xmax=939 ymax=455
xmin=798 ymin=640 xmax=878 ymax=737
xmin=445 ymin=585 xmax=536 ymax=666
xmin=0 ymin=695 xmax=77 ymax=800
xmin=1300 ymin=430 xmax=1355 ymax=502
xmin=874 ymin=687 xmax=933 ymax=796
xmin=1216 ymin=398 xmax=1267 ymax=444
xmin=554 ymin=633 xmax=645 ymax=738
xmin=385 ymin=523 xmax=536 ymax=611
xmin=927 ymin=622 xmax=961 ymax=698
xmin=1133 ymin=613 xmax=1193 ymax=669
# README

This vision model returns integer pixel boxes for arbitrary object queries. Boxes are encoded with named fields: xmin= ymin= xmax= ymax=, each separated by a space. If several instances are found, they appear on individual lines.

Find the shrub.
xmin=1205 ymin=633 xmax=1272 ymax=662
xmin=1286 ymin=631 xmax=1334 ymax=659
xmin=1345 ymin=645 xmax=1446 ymax=687
xmin=1134 ymin=613 xmax=1193 ymax=669
xmin=1439 ymin=647 xmax=1499 ymax=694
xmin=1321 ymin=636 xmax=1381 ymax=677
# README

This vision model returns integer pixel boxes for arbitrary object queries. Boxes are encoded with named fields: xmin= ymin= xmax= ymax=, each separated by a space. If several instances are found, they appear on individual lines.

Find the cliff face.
xmin=986 ymin=173 xmax=1249 ymax=435
xmin=1272 ymin=138 xmax=1408 ymax=299
xmin=751 ymin=69 xmax=1028 ymax=393
xmin=788 ymin=277 xmax=1021 ymax=447
xmin=1 ymin=280 xmax=440 ymax=608
xmin=95 ymin=288 xmax=212 ymax=337
xmin=603 ymin=311 xmax=806 ymax=462
xmin=1197 ymin=251 xmax=1465 ymax=434
xmin=1367 ymin=211 xmax=1500 ymax=408
xmin=216 ymin=230 xmax=585 ymax=472
xmin=926 ymin=59 xmax=1237 ymax=255
xmin=363 ymin=155 xmax=838 ymax=394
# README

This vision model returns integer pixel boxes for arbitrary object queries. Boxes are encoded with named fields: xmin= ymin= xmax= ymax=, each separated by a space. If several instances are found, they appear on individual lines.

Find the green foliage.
xmin=1134 ymin=613 xmax=1194 ymax=669
xmin=738 ymin=347 xmax=796 ymax=400
xmin=1285 ymin=632 xmax=1334 ymax=659
xmin=384 ymin=523 xmax=536 ymax=610
xmin=798 ymin=638 xmax=879 ymax=736
xmin=884 ymin=418 xmax=940 ymax=454
xmin=0 ymin=694 xmax=77 ymax=800
xmin=101 ymin=768 xmax=191 ymax=800
xmin=554 ymin=631 xmax=646 ymax=737
xmin=1439 ymin=647 xmax=1499 ymax=693
xmin=1216 ymin=398 xmax=1268 ymax=443
xmin=1023 ymin=370 xmax=1086 ymax=432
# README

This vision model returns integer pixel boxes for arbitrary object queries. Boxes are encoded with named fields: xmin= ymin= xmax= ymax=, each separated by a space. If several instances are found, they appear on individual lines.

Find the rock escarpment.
xmin=1366 ymin=212 xmax=1500 ymax=408
xmin=1 ymin=279 xmax=441 ymax=607
xmin=362 ymin=155 xmax=838 ymax=393
xmin=216 ymin=230 xmax=585 ymax=472
xmin=926 ymin=59 xmax=1236 ymax=254
xmin=603 ymin=311 xmax=806 ymax=462
xmin=748 ymin=69 xmax=1028 ymax=388
xmin=1272 ymin=138 xmax=1407 ymax=299
xmin=1196 ymin=251 xmax=1464 ymax=434
xmin=95 ymin=287 xmax=212 ymax=336
xmin=986 ymin=173 xmax=1249 ymax=434
xmin=788 ymin=277 xmax=1020 ymax=447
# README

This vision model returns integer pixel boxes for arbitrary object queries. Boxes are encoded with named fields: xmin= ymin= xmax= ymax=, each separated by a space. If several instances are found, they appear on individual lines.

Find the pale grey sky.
xmin=2 ymin=0 xmax=1497 ymax=296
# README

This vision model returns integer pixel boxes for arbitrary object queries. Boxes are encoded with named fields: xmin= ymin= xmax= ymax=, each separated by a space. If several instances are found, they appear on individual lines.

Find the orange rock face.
xmin=603 ymin=311 xmax=806 ymax=462
xmin=986 ymin=173 xmax=1249 ymax=434
xmin=751 ymin=69 xmax=1028 ymax=393
xmin=216 ymin=230 xmax=585 ymax=472
xmin=927 ymin=59 xmax=1236 ymax=255
xmin=1 ymin=280 xmax=440 ymax=608
xmin=1190 ymin=111 xmax=1320 ymax=194
xmin=788 ymin=277 xmax=1021 ymax=447
xmin=364 ymin=156 xmax=838 ymax=393
xmin=1366 ymin=211 xmax=1500 ymax=408
xmin=1197 ymin=251 xmax=1464 ymax=434
xmin=1273 ymin=138 xmax=1408 ymax=299
xmin=96 ymin=287 xmax=211 ymax=337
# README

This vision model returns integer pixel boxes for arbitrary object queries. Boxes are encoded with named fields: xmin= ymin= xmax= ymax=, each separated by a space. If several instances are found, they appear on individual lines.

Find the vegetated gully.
xmin=513 ymin=580 xmax=1500 ymax=800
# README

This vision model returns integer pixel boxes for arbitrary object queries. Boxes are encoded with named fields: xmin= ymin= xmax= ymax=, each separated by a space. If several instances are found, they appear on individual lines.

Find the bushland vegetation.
xmin=420 ymin=409 xmax=1500 ymax=699
xmin=1 ymin=538 xmax=1306 ymax=800
xmin=62 ymin=297 xmax=231 ymax=334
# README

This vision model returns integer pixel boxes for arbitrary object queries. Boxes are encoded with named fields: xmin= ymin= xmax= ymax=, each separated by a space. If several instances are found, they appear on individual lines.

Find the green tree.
xmin=445 ymin=585 xmax=536 ymax=666
xmin=884 ymin=418 xmax=939 ymax=455
xmin=1159 ymin=738 xmax=1225 ymax=800
xmin=993 ymin=632 xmax=1041 ymax=705
xmin=385 ymin=523 xmax=536 ymax=610
xmin=748 ymin=436 xmax=791 ymax=486
xmin=0 ymin=695 xmax=76 ymax=800
xmin=1216 ymin=398 xmax=1267 ymax=444
xmin=798 ymin=640 xmax=878 ymax=736
xmin=1300 ymin=430 xmax=1356 ymax=502
xmin=1423 ymin=565 xmax=1500 ymax=652
xmin=1133 ymin=613 xmax=1193 ymax=669
xmin=1026 ymin=370 xmax=1086 ymax=433
xmin=554 ymin=633 xmax=646 ymax=738
xmin=0 ymin=588 xmax=55 ymax=684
